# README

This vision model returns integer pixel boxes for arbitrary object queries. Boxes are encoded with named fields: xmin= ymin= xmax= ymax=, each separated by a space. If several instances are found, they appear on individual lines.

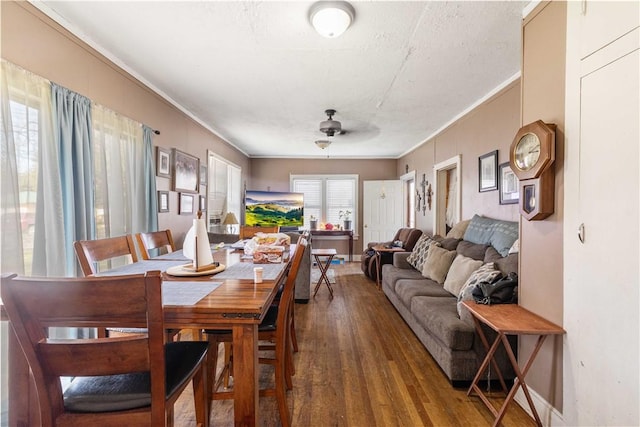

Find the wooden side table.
xmin=462 ymin=301 xmax=565 ymax=427
xmin=370 ymin=245 xmax=404 ymax=289
xmin=312 ymin=248 xmax=337 ymax=298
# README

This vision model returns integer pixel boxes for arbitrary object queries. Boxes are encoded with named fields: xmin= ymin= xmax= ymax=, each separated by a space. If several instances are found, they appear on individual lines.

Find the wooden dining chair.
xmin=1 ymin=271 xmax=209 ymax=427
xmin=205 ymin=235 xmax=308 ymax=427
xmin=135 ymin=229 xmax=176 ymax=260
xmin=239 ymin=225 xmax=280 ymax=239
xmin=74 ymin=235 xmax=139 ymax=276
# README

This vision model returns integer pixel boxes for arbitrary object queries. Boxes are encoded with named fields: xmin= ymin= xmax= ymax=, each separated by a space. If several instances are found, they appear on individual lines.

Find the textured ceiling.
xmin=36 ymin=1 xmax=527 ymax=159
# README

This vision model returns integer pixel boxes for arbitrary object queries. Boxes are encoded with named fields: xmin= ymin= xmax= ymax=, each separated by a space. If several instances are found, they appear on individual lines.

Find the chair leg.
xmin=275 ymin=353 xmax=291 ymax=427
xmin=192 ymin=363 xmax=209 ymax=427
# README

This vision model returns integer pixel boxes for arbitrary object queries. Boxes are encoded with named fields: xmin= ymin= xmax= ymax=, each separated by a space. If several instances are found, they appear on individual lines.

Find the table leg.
xmin=313 ymin=255 xmax=334 ymax=298
xmin=232 ymin=324 xmax=259 ymax=426
xmin=493 ymin=334 xmax=548 ymax=427
xmin=375 ymin=251 xmax=383 ymax=289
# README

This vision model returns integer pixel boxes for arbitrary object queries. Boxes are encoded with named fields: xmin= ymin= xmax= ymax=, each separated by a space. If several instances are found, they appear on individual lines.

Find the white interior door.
xmin=564 ymin=7 xmax=639 ymax=424
xmin=363 ymin=180 xmax=403 ymax=245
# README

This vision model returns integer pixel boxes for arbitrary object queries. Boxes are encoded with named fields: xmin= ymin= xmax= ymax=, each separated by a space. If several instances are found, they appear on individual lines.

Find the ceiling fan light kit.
xmin=309 ymin=1 xmax=355 ymax=38
xmin=315 ymin=140 xmax=332 ymax=150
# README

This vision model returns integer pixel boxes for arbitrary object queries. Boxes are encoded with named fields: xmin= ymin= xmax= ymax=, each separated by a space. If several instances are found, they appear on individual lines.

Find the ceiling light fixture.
xmin=309 ymin=1 xmax=355 ymax=38
xmin=315 ymin=140 xmax=332 ymax=150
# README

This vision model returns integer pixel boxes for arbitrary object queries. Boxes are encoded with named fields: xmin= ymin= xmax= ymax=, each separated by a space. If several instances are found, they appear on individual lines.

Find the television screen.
xmin=245 ymin=191 xmax=304 ymax=227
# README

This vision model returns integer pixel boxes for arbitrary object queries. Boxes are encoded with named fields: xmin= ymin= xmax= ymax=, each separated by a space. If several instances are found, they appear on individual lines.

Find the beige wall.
xmin=250 ymin=158 xmax=397 ymax=254
xmin=519 ymin=1 xmax=566 ymax=412
xmin=1 ymin=1 xmax=250 ymax=247
xmin=398 ymin=81 xmax=521 ymax=234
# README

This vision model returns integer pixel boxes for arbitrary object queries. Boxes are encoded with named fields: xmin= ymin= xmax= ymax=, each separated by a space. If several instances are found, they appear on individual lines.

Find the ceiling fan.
xmin=319 ymin=109 xmax=346 ymax=137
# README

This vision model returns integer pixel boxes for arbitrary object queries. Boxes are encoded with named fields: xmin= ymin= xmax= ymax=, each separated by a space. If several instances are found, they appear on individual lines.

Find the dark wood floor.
xmin=174 ymin=262 xmax=535 ymax=426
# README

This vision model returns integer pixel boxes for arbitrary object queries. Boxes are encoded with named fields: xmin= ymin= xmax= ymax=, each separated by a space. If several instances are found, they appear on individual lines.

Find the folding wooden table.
xmin=312 ymin=248 xmax=337 ymax=298
xmin=462 ymin=301 xmax=565 ymax=427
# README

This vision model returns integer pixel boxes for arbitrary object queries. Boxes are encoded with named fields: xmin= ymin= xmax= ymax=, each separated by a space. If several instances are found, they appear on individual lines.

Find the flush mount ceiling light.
xmin=309 ymin=1 xmax=355 ymax=38
xmin=315 ymin=140 xmax=332 ymax=150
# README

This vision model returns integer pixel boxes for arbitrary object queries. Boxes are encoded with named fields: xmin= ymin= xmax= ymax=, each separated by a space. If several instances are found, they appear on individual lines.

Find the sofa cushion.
xmin=439 ymin=237 xmax=461 ymax=251
xmin=463 ymin=214 xmax=519 ymax=256
xmin=422 ymin=244 xmax=457 ymax=284
xmin=406 ymin=234 xmax=434 ymax=271
xmin=396 ymin=279 xmax=451 ymax=307
xmin=446 ymin=219 xmax=470 ymax=239
xmin=495 ymin=253 xmax=518 ymax=275
xmin=382 ymin=264 xmax=424 ymax=292
xmin=411 ymin=296 xmax=475 ymax=351
xmin=456 ymin=263 xmax=503 ymax=325
xmin=443 ymin=255 xmax=483 ymax=297
xmin=456 ymin=240 xmax=489 ymax=261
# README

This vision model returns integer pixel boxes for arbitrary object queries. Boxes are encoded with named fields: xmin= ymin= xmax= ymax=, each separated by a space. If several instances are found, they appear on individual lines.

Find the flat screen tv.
xmin=245 ymin=190 xmax=304 ymax=227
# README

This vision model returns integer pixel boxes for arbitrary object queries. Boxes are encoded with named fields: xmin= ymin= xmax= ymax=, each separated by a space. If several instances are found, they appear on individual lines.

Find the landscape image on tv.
xmin=245 ymin=191 xmax=304 ymax=227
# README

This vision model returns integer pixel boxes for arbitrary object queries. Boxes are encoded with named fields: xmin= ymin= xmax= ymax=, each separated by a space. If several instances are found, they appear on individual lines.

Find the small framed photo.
xmin=499 ymin=162 xmax=519 ymax=205
xmin=200 ymin=164 xmax=208 ymax=186
xmin=179 ymin=193 xmax=195 ymax=215
xmin=199 ymin=195 xmax=206 ymax=212
xmin=478 ymin=150 xmax=498 ymax=192
xmin=156 ymin=147 xmax=171 ymax=178
xmin=158 ymin=191 xmax=170 ymax=213
xmin=172 ymin=149 xmax=199 ymax=193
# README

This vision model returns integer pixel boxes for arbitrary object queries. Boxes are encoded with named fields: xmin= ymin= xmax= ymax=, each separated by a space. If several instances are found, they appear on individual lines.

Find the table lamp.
xmin=223 ymin=212 xmax=239 ymax=234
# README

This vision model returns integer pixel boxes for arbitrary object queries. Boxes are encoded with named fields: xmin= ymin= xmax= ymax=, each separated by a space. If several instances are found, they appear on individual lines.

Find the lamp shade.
xmin=309 ymin=1 xmax=355 ymax=38
xmin=223 ymin=212 xmax=239 ymax=225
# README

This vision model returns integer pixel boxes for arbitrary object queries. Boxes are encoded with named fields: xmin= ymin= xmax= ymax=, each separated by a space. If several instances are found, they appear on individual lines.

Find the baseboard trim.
xmin=514 ymin=386 xmax=565 ymax=426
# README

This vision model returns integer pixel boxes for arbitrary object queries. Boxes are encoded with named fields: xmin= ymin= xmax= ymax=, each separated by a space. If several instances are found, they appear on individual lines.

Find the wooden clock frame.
xmin=510 ymin=120 xmax=556 ymax=221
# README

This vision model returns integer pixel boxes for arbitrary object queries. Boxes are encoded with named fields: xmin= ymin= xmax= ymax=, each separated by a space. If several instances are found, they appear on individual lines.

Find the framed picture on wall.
xmin=156 ymin=147 xmax=171 ymax=178
xmin=499 ymin=162 xmax=519 ymax=205
xmin=179 ymin=193 xmax=194 ymax=215
xmin=478 ymin=150 xmax=498 ymax=192
xmin=172 ymin=149 xmax=199 ymax=193
xmin=158 ymin=191 xmax=169 ymax=213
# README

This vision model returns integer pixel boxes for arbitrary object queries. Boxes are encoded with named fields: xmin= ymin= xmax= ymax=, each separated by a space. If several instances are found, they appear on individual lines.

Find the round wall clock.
xmin=510 ymin=120 xmax=556 ymax=181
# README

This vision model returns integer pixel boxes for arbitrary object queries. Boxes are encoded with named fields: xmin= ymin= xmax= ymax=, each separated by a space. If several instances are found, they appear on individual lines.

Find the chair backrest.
xmin=74 ymin=235 xmax=139 ymax=276
xmin=136 ymin=230 xmax=176 ymax=260
xmin=277 ymin=234 xmax=308 ymax=326
xmin=0 ymin=271 xmax=167 ymax=426
xmin=240 ymin=225 xmax=280 ymax=239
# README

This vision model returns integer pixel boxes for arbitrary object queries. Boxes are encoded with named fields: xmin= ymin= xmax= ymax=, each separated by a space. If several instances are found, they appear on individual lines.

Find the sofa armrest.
xmin=393 ymin=252 xmax=413 ymax=269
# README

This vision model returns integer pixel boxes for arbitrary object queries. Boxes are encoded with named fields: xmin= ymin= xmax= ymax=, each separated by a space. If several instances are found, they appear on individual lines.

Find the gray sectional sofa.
xmin=381 ymin=215 xmax=519 ymax=385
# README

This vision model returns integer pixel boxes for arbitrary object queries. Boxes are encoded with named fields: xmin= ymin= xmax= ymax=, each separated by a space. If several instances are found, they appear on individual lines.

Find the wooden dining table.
xmin=2 ymin=244 xmax=295 ymax=427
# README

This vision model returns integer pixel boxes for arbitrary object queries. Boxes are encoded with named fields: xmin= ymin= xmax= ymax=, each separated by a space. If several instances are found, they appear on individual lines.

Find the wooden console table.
xmin=462 ymin=301 xmax=565 ymax=427
xmin=310 ymin=229 xmax=353 ymax=262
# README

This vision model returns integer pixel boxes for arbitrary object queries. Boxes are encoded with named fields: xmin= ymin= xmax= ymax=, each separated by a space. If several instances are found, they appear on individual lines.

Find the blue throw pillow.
xmin=463 ymin=214 xmax=518 ymax=257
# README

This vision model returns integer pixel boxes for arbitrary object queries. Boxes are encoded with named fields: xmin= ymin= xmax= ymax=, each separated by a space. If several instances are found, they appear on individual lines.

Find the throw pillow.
xmin=443 ymin=254 xmax=483 ymax=296
xmin=421 ymin=243 xmax=457 ymax=284
xmin=456 ymin=240 xmax=489 ymax=261
xmin=406 ymin=234 xmax=434 ymax=271
xmin=495 ymin=253 xmax=518 ymax=275
xmin=489 ymin=220 xmax=519 ymax=257
xmin=509 ymin=238 xmax=520 ymax=254
xmin=463 ymin=215 xmax=495 ymax=245
xmin=456 ymin=263 xmax=503 ymax=325
xmin=446 ymin=219 xmax=470 ymax=239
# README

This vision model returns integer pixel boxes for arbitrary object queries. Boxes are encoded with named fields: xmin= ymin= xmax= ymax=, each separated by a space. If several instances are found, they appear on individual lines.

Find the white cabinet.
xmin=564 ymin=2 xmax=639 ymax=426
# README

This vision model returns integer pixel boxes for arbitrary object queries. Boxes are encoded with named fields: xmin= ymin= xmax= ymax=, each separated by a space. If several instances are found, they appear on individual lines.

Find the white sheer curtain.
xmin=445 ymin=168 xmax=457 ymax=228
xmin=1 ymin=60 xmax=62 ymax=277
xmin=92 ymin=104 xmax=146 ymax=240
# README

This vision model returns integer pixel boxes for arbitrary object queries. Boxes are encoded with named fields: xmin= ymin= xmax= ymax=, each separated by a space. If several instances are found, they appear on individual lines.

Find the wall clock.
xmin=510 ymin=120 xmax=556 ymax=220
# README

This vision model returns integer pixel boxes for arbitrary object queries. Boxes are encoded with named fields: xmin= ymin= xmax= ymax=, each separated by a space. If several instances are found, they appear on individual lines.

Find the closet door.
xmin=564 ymin=2 xmax=639 ymax=425
xmin=362 ymin=180 xmax=402 ymax=245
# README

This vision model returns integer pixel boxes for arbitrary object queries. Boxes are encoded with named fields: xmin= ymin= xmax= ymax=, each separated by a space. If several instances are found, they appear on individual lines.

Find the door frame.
xmin=400 ymin=170 xmax=416 ymax=228
xmin=433 ymin=155 xmax=461 ymax=236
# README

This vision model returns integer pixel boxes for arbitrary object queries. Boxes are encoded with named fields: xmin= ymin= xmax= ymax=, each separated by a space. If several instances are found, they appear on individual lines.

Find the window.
xmin=291 ymin=174 xmax=358 ymax=230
